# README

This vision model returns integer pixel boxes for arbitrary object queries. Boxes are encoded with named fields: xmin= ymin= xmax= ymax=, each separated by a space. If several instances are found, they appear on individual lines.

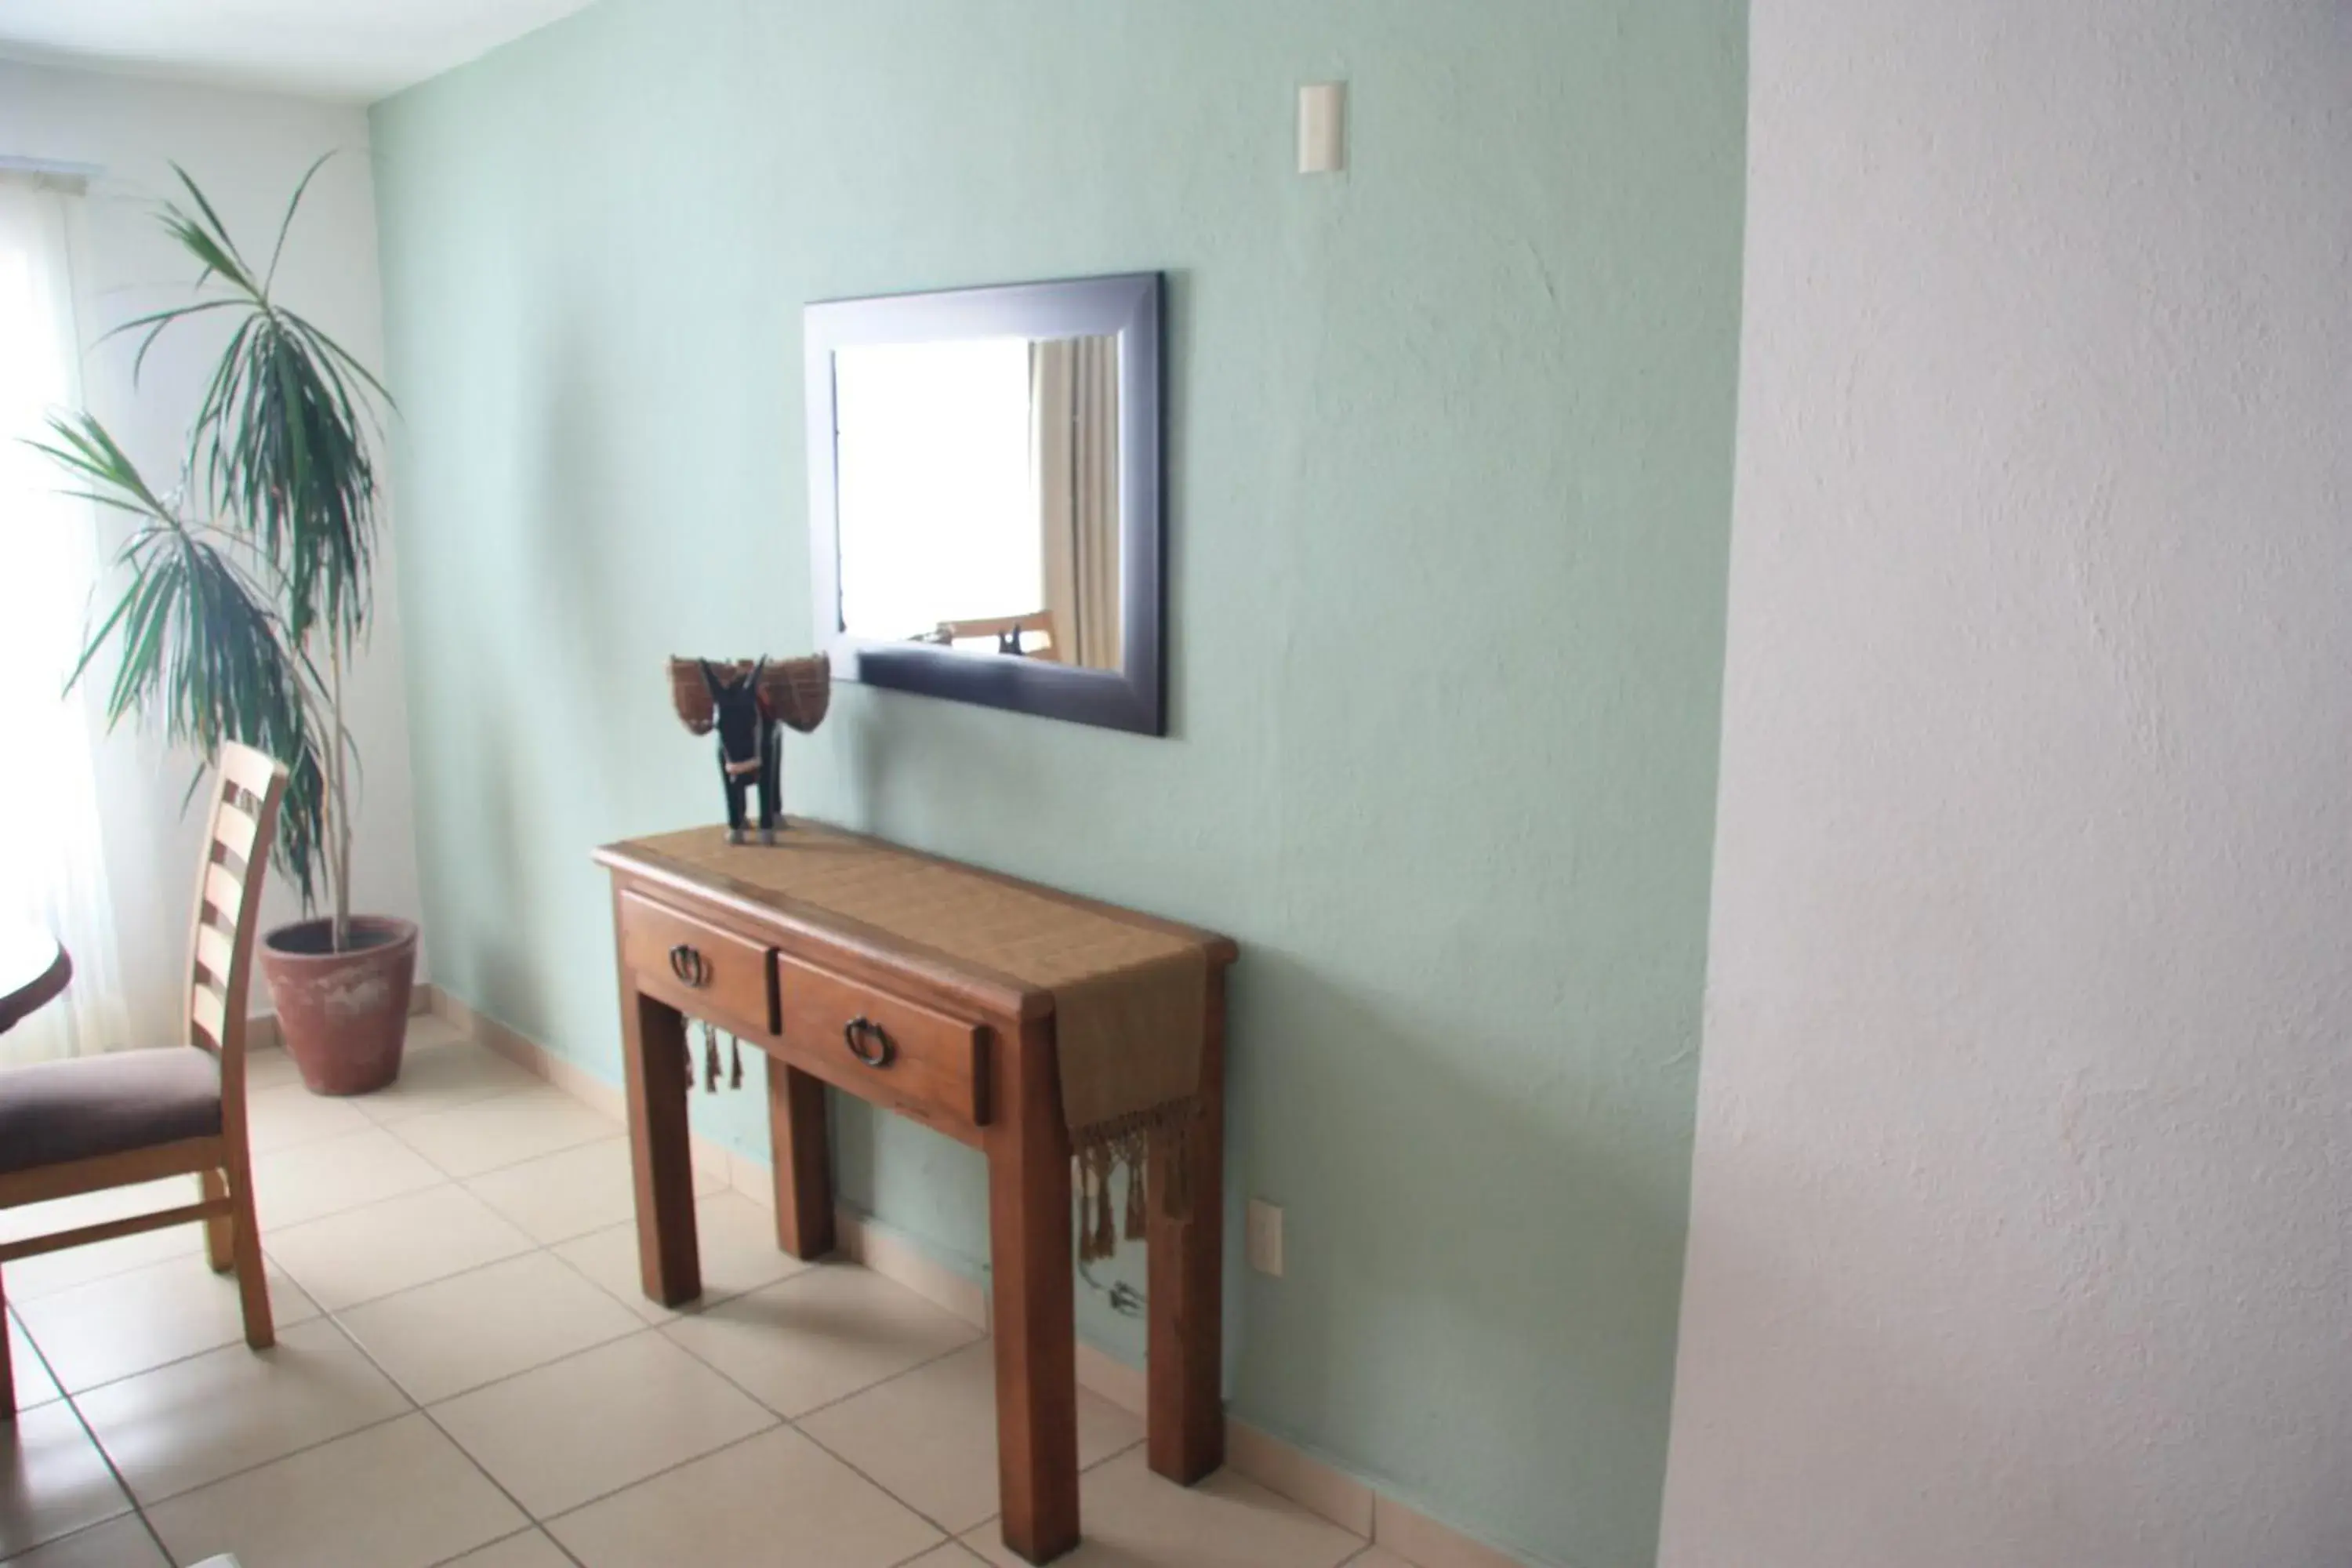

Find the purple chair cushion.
xmin=0 ymin=1048 xmax=223 ymax=1175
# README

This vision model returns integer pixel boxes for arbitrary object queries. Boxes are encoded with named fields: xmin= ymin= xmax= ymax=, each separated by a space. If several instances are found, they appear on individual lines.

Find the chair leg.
xmin=225 ymin=1155 xmax=274 ymax=1350
xmin=1 ymin=1265 xmax=15 ymax=1421
xmin=201 ymin=1169 xmax=234 ymax=1274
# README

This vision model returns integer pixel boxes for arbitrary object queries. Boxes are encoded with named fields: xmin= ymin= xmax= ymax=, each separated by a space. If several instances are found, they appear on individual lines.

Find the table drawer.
xmin=775 ymin=952 xmax=989 ymax=1133
xmin=619 ymin=891 xmax=778 ymax=1037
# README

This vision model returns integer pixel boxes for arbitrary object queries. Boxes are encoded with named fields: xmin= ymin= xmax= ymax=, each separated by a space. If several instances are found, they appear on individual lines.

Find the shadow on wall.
xmin=447 ymin=314 xmax=638 ymax=1026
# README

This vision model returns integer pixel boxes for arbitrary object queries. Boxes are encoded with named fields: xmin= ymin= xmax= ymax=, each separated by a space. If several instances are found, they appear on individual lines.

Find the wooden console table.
xmin=595 ymin=821 xmax=1236 ymax=1563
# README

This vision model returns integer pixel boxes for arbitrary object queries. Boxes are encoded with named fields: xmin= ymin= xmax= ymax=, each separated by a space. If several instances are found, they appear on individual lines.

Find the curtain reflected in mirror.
xmin=833 ymin=333 xmax=1123 ymax=670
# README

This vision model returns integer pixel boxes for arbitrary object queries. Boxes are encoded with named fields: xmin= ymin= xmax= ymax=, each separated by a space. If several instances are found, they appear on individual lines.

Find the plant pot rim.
xmin=261 ymin=914 xmax=419 ymax=961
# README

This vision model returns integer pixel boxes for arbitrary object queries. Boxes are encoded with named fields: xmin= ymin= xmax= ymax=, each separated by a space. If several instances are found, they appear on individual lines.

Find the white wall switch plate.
xmin=1246 ymin=1198 xmax=1284 ymax=1277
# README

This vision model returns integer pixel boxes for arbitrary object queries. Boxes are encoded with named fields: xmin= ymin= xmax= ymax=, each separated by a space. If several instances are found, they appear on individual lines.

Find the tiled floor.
xmin=1 ymin=1019 xmax=1387 ymax=1567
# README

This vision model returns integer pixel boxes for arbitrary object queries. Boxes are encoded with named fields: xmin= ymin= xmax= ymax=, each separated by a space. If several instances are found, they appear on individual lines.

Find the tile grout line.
xmin=17 ymin=1027 xmax=1220 ymax=1568
xmin=419 ymin=1523 xmax=574 ymax=1568
xmin=27 ymin=1157 xmax=663 ymax=1410
xmin=24 ymin=1245 xmax=996 ymax=1550
xmin=5 ymin=1305 xmax=174 ymax=1568
xmin=14 ymin=1040 xmax=695 ymax=1563
xmin=34 ymin=1256 xmax=971 ymax=1559
xmin=365 ymin=1099 xmax=624 ymax=1187
xmin=307 ymin=1307 xmax=592 ymax=1568
xmin=30 ymin=1182 xmax=789 ymax=1453
xmin=502 ymin=1272 xmax=1004 ymax=1540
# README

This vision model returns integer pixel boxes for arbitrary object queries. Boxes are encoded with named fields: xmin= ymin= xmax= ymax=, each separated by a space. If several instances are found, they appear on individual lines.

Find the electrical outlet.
xmin=1245 ymin=1198 xmax=1284 ymax=1277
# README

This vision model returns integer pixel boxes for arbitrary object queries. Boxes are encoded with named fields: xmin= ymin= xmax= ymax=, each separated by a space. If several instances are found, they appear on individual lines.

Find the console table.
xmin=595 ymin=821 xmax=1236 ymax=1563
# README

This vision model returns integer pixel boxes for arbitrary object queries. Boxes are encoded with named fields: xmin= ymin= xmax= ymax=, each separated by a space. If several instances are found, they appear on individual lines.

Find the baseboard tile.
xmin=833 ymin=1207 xmax=993 ymax=1330
xmin=433 ymin=985 xmax=1529 ymax=1568
xmin=1227 ymin=1419 xmax=1376 ymax=1537
xmin=1075 ymin=1341 xmax=1147 ymax=1418
xmin=1374 ymin=1495 xmax=1533 ymax=1568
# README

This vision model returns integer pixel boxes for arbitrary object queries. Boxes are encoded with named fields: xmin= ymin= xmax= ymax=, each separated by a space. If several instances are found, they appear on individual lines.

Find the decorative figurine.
xmin=669 ymin=654 xmax=831 ymax=844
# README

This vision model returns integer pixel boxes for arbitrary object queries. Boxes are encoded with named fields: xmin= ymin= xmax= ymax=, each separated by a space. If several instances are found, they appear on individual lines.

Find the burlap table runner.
xmin=633 ymin=824 xmax=1208 ymax=1257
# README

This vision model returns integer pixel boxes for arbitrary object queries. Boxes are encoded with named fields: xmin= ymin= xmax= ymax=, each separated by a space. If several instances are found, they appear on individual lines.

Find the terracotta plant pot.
xmin=258 ymin=916 xmax=419 ymax=1096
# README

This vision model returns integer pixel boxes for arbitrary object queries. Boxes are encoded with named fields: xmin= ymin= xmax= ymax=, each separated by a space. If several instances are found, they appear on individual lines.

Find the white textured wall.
xmin=1661 ymin=2 xmax=2352 ymax=1566
xmin=0 ymin=60 xmax=426 ymax=1036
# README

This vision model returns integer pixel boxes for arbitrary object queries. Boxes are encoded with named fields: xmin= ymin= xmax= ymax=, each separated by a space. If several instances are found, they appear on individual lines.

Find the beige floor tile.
xmin=263 ymin=1183 xmax=535 ymax=1311
xmin=659 ymin=1261 xmax=983 ymax=1418
xmin=435 ymin=1529 xmax=576 ymax=1568
xmin=390 ymin=1087 xmax=619 ymax=1178
xmin=552 ymin=1189 xmax=810 ymax=1323
xmin=0 ymin=1404 xmax=132 ymax=1558
xmin=802 ymin=1341 xmax=1141 ymax=1534
xmin=13 ymin=1250 xmax=318 ymax=1393
xmin=403 ymin=1011 xmax=469 ymax=1050
xmin=0 ymin=1515 xmax=165 ymax=1567
xmin=1341 ymin=1552 xmax=1417 ymax=1568
xmin=0 ymin=1180 xmax=205 ymax=1300
xmin=466 ymin=1134 xmax=720 ymax=1246
xmin=901 ymin=1547 xmax=992 ymax=1567
xmin=74 ymin=1317 xmax=409 ymax=1504
xmin=960 ymin=1448 xmax=1366 ymax=1568
xmin=431 ymin=1331 xmax=775 ymax=1518
xmin=8 ymin=1316 xmax=59 ymax=1410
xmin=243 ymin=1047 xmax=304 ymax=1091
xmin=252 ymin=1126 xmax=446 ymax=1229
xmin=337 ymin=1251 xmax=642 ymax=1404
xmin=353 ymin=1037 xmax=542 ymax=1126
xmin=243 ymin=1079 xmax=376 ymax=1154
xmin=146 ymin=1413 xmax=527 ymax=1568
xmin=547 ymin=1425 xmax=940 ymax=1568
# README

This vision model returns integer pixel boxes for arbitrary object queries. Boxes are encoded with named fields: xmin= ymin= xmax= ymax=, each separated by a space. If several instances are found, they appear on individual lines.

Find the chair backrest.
xmin=184 ymin=743 xmax=289 ymax=1079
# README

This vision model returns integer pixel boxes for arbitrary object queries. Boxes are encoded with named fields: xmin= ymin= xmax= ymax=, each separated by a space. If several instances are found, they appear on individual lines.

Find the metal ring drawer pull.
xmin=668 ymin=944 xmax=710 ymax=989
xmin=843 ymin=1016 xmax=895 ymax=1069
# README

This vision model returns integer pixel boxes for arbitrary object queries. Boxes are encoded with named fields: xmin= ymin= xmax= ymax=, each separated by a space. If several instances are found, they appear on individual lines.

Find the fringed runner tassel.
xmin=1078 ymin=1145 xmax=1122 ymax=1263
xmin=1093 ymin=1146 xmax=1119 ymax=1261
xmin=1123 ymin=1135 xmax=1149 ymax=1242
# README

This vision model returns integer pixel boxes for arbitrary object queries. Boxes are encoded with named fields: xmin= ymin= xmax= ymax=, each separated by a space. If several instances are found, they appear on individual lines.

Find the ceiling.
xmin=0 ymin=0 xmax=595 ymax=101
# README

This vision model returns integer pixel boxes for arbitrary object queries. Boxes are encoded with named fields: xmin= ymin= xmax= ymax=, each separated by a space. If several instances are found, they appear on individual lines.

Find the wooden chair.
xmin=0 ymin=742 xmax=289 ymax=1417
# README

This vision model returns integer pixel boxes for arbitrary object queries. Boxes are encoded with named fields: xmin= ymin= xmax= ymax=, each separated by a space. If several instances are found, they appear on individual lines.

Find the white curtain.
xmin=0 ymin=173 xmax=130 ymax=1062
xmin=1034 ymin=336 xmax=1123 ymax=670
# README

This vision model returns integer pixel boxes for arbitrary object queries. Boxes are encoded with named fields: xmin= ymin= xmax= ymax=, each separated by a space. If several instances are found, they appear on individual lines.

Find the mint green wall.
xmin=372 ymin=4 xmax=1743 ymax=1562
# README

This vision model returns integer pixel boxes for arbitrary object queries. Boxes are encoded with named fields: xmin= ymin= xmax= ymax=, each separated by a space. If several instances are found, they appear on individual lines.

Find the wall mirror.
xmin=805 ymin=273 xmax=1165 ymax=735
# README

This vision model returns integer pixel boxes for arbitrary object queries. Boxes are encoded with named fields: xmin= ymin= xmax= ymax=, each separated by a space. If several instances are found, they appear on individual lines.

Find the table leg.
xmin=989 ymin=1016 xmax=1080 ymax=1563
xmin=767 ymin=1059 xmax=835 ymax=1258
xmin=1148 ymin=966 xmax=1226 ymax=1483
xmin=621 ymin=979 xmax=700 ymax=1305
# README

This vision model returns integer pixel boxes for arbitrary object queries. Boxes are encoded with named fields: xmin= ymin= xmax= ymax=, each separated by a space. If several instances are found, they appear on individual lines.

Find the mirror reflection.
xmin=833 ymin=334 xmax=1123 ymax=670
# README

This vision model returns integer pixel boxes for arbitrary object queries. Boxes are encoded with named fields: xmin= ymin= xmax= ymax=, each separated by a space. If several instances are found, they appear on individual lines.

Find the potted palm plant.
xmin=34 ymin=159 xmax=415 ymax=1095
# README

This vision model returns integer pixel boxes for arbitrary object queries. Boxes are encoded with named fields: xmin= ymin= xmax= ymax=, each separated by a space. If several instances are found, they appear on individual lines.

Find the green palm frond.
xmin=28 ymin=159 xmax=391 ymax=932
xmin=29 ymin=412 xmax=331 ymax=906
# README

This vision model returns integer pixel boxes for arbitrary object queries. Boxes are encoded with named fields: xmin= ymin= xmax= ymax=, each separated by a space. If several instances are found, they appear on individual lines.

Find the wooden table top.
xmin=0 ymin=921 xmax=71 ymax=1034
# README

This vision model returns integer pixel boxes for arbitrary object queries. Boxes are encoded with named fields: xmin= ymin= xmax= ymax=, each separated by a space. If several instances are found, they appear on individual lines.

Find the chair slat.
xmin=194 ymin=924 xmax=234 ymax=983
xmin=204 ymin=861 xmax=244 ymax=920
xmin=216 ymin=743 xmax=279 ymax=797
xmin=0 ymin=738 xmax=293 ymax=1364
xmin=192 ymin=981 xmax=227 ymax=1046
xmin=214 ymin=802 xmax=260 ymax=862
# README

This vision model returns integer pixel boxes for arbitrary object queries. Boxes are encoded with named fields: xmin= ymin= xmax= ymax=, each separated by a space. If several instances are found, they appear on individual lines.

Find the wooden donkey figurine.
xmin=669 ymin=654 xmax=831 ymax=844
